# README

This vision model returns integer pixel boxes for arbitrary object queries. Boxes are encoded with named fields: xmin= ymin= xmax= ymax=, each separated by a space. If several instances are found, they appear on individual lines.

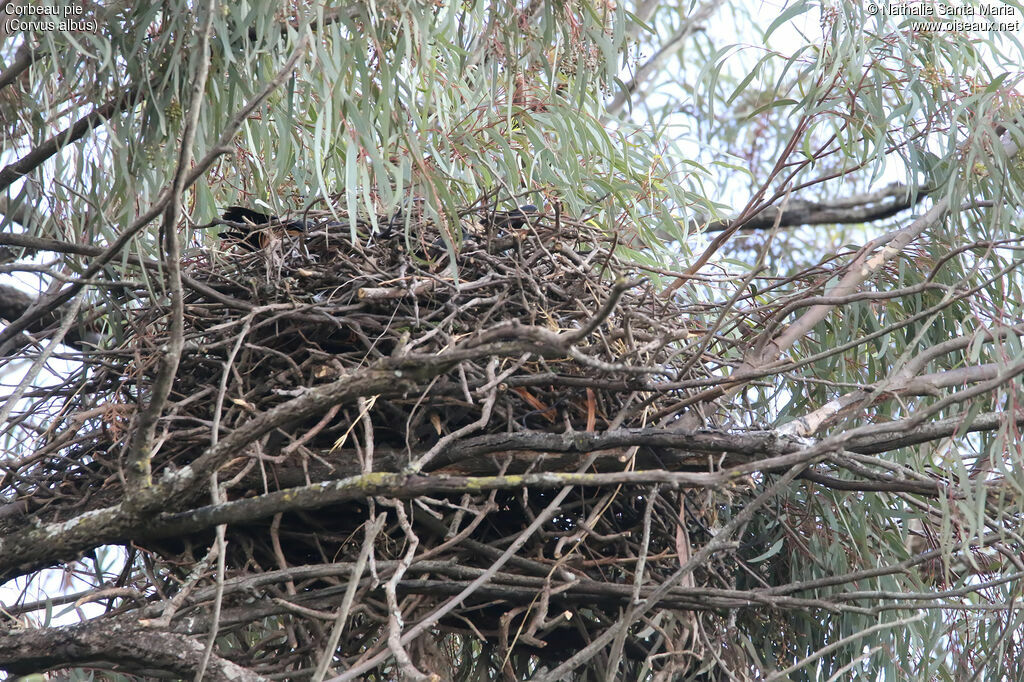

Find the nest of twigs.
xmin=6 ymin=203 xmax=764 ymax=679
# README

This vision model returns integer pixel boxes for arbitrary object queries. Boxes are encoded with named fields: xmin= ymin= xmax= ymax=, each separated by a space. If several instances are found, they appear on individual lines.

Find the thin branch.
xmin=125 ymin=0 xmax=217 ymax=499
xmin=764 ymin=614 xmax=926 ymax=681
xmin=312 ymin=514 xmax=387 ymax=682
xmin=606 ymin=0 xmax=722 ymax=116
xmin=327 ymin=454 xmax=604 ymax=682
xmin=532 ymin=460 xmax=814 ymax=681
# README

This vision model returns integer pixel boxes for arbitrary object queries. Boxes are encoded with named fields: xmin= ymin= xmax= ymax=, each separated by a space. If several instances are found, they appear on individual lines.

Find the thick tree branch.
xmin=702 ymin=183 xmax=920 ymax=233
xmin=745 ymin=137 xmax=1020 ymax=375
xmin=0 ymin=86 xmax=142 ymax=194
xmin=0 ymin=42 xmax=43 ymax=92
xmin=4 ymin=405 xmax=1021 ymax=582
xmin=0 ymin=618 xmax=266 ymax=681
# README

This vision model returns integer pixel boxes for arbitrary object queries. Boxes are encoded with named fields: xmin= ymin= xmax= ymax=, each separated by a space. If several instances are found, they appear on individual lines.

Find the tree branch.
xmin=0 ymin=86 xmax=143 ymax=194
xmin=0 ymin=618 xmax=267 ymax=681
xmin=702 ymin=183 xmax=920 ymax=233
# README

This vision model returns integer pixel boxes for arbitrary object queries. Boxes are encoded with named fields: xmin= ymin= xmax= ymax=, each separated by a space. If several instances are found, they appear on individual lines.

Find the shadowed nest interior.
xmin=3 ymin=203 xmax=775 ymax=678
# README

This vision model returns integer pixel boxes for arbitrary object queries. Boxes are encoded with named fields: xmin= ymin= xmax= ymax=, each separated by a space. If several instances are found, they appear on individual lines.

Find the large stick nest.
xmin=5 ymin=204 xmax=772 ymax=679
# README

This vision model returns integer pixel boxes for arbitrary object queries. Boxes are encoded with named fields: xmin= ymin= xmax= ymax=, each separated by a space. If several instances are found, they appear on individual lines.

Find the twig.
xmin=312 ymin=514 xmax=387 ymax=682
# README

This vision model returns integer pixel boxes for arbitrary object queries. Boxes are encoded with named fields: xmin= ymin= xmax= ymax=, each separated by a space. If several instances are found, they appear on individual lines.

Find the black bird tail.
xmin=222 ymin=206 xmax=273 ymax=225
